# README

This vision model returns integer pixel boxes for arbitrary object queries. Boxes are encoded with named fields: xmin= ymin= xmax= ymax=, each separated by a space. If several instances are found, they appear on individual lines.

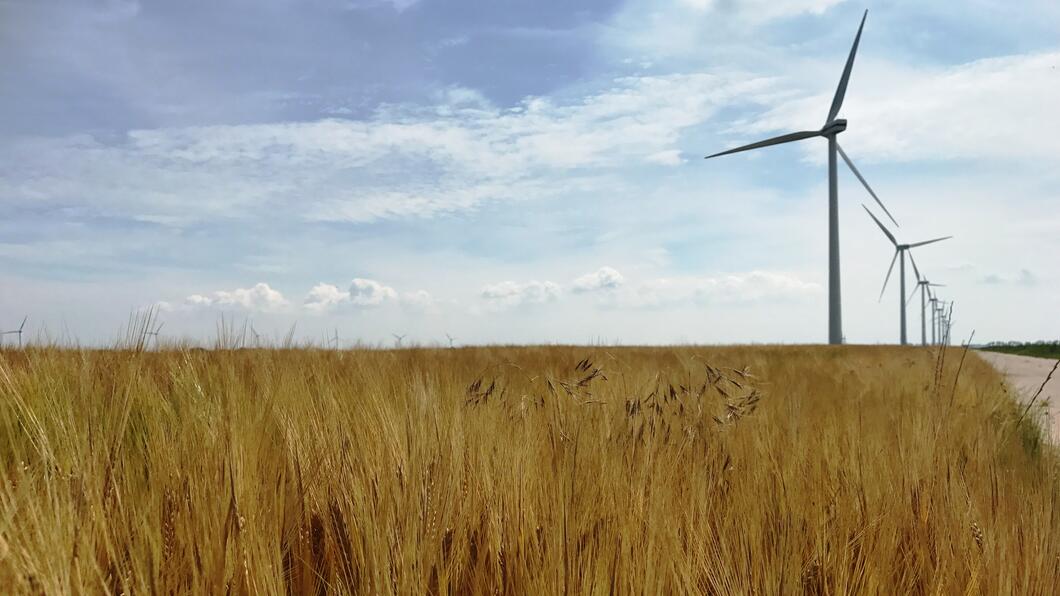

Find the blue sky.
xmin=1 ymin=0 xmax=1057 ymax=346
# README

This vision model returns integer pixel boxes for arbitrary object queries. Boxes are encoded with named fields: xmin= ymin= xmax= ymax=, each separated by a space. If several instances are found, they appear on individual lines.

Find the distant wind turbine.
xmin=863 ymin=205 xmax=951 ymax=345
xmin=392 ymin=334 xmax=406 ymax=348
xmin=907 ymin=275 xmax=944 ymax=346
xmin=146 ymin=321 xmax=164 ymax=349
xmin=445 ymin=333 xmax=456 ymax=349
xmin=941 ymin=302 xmax=954 ymax=345
xmin=1 ymin=316 xmax=27 ymax=348
xmin=934 ymin=300 xmax=952 ymax=345
xmin=705 ymin=10 xmax=896 ymax=345
xmin=933 ymin=297 xmax=946 ymax=345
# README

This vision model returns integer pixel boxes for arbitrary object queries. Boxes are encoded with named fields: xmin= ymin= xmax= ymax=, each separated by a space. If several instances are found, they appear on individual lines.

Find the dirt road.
xmin=977 ymin=351 xmax=1060 ymax=441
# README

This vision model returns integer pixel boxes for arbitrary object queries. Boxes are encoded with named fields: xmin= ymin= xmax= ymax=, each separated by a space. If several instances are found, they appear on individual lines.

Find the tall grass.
xmin=1 ymin=344 xmax=1058 ymax=593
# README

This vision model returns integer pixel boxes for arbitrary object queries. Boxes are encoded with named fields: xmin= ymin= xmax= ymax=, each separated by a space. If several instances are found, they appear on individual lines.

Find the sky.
xmin=1 ymin=0 xmax=1057 ymax=347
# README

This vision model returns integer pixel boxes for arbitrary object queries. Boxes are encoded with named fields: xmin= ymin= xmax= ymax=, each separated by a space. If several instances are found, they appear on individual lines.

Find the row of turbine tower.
xmin=705 ymin=9 xmax=956 ymax=345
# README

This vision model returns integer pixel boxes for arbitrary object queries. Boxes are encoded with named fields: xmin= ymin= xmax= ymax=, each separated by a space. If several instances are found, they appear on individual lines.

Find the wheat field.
xmin=1 ymin=343 xmax=1058 ymax=594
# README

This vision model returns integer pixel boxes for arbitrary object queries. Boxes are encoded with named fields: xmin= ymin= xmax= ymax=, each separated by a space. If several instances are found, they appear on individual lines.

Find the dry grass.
xmin=1 ymin=343 xmax=1058 ymax=594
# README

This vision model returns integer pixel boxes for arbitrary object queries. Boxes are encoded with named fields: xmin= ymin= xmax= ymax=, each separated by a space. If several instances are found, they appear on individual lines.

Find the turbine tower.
xmin=705 ymin=10 xmax=896 ymax=345
xmin=862 ymin=205 xmax=951 ymax=345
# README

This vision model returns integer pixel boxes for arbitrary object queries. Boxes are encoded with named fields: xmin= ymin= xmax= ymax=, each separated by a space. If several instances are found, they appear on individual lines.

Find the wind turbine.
xmin=927 ymin=289 xmax=940 ymax=345
xmin=445 ymin=333 xmax=456 ymax=349
xmin=392 ymin=333 xmax=406 ymax=349
xmin=940 ymin=302 xmax=954 ymax=345
xmin=705 ymin=10 xmax=897 ymax=345
xmin=934 ymin=298 xmax=947 ymax=345
xmin=146 ymin=321 xmax=164 ymax=349
xmin=907 ymin=274 xmax=945 ymax=346
xmin=862 ymin=205 xmax=951 ymax=345
xmin=934 ymin=300 xmax=951 ymax=345
xmin=1 ymin=316 xmax=27 ymax=348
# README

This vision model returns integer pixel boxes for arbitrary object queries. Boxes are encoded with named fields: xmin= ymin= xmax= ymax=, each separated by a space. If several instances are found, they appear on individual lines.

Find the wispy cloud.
xmin=979 ymin=269 xmax=1038 ymax=286
xmin=0 ymin=74 xmax=774 ymax=226
xmin=743 ymin=51 xmax=1060 ymax=165
xmin=623 ymin=271 xmax=821 ymax=308
xmin=480 ymin=280 xmax=562 ymax=310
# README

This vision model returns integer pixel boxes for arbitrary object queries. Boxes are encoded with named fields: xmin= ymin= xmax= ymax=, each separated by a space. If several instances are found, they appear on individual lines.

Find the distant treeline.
xmin=979 ymin=340 xmax=1060 ymax=359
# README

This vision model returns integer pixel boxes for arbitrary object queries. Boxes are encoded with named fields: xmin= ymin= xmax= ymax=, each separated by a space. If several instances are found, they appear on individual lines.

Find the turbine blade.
xmin=908 ymin=235 xmax=952 ymax=248
xmin=837 ymin=144 xmax=898 ymax=227
xmin=861 ymin=204 xmax=897 ymax=246
xmin=907 ymin=250 xmax=922 ymax=282
xmin=929 ymin=283 xmax=946 ymax=287
xmin=879 ymin=249 xmax=899 ymax=302
xmin=705 ymin=130 xmax=822 ymax=159
xmin=826 ymin=9 xmax=868 ymax=124
xmin=907 ymin=284 xmax=919 ymax=306
xmin=19 ymin=316 xmax=27 ymax=332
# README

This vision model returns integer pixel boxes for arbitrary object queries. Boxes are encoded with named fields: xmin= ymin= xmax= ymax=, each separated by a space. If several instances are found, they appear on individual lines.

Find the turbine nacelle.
xmin=820 ymin=119 xmax=848 ymax=137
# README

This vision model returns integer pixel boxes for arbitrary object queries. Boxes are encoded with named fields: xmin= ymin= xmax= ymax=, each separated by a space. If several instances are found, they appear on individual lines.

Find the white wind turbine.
xmin=705 ymin=10 xmax=899 ymax=345
xmin=908 ymin=273 xmax=945 ymax=346
xmin=862 ymin=205 xmax=951 ymax=345
xmin=146 ymin=321 xmax=164 ymax=349
xmin=1 ymin=316 xmax=27 ymax=348
xmin=928 ymin=290 xmax=941 ymax=345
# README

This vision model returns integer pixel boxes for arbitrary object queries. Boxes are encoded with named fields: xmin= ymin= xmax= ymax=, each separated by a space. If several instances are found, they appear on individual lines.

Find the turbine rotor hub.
xmin=821 ymin=118 xmax=848 ymax=136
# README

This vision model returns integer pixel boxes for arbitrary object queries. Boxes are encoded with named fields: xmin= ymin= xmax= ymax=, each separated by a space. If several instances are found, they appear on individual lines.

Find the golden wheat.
xmin=0 ymin=344 xmax=1058 ymax=594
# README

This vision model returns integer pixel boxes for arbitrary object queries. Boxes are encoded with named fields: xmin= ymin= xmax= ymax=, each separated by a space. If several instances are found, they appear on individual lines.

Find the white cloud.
xmin=303 ymin=278 xmax=432 ymax=312
xmin=481 ymin=280 xmax=562 ymax=310
xmin=401 ymin=289 xmax=435 ymax=310
xmin=304 ymin=283 xmax=350 ymax=312
xmin=625 ymin=271 xmax=821 ymax=308
xmin=677 ymin=0 xmax=845 ymax=21
xmin=184 ymin=282 xmax=289 ymax=312
xmin=572 ymin=266 xmax=626 ymax=293
xmin=0 ymin=73 xmax=774 ymax=225
xmin=601 ymin=0 xmax=849 ymax=60
xmin=743 ymin=51 xmax=1060 ymax=165
xmin=348 ymin=278 xmax=399 ymax=306
xmin=979 ymin=269 xmax=1039 ymax=286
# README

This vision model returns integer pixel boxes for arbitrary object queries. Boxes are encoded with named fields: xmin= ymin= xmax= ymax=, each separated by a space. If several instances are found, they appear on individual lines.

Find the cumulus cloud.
xmin=303 ymin=283 xmax=350 ymax=312
xmin=303 ymin=278 xmax=431 ymax=312
xmin=348 ymin=278 xmax=399 ymax=306
xmin=572 ymin=267 xmax=626 ymax=293
xmin=480 ymin=280 xmax=562 ymax=310
xmin=183 ymin=283 xmax=289 ymax=312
